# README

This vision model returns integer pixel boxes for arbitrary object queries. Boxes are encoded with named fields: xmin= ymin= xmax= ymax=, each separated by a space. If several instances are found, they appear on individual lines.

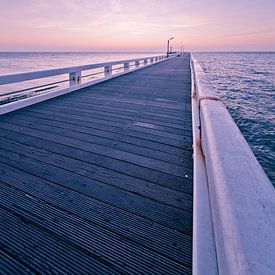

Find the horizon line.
xmin=0 ymin=50 xmax=274 ymax=53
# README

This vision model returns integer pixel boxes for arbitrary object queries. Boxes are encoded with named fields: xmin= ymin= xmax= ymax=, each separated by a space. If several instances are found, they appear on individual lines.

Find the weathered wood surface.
xmin=0 ymin=53 xmax=193 ymax=274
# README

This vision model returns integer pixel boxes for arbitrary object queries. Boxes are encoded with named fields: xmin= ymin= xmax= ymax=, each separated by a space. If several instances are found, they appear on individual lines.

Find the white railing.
xmin=0 ymin=54 xmax=172 ymax=114
xmin=191 ymin=55 xmax=275 ymax=275
xmin=191 ymin=57 xmax=218 ymax=275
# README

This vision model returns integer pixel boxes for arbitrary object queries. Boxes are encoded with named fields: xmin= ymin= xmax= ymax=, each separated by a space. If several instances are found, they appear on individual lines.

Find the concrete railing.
xmin=191 ymin=55 xmax=275 ymax=275
xmin=0 ymin=54 xmax=171 ymax=115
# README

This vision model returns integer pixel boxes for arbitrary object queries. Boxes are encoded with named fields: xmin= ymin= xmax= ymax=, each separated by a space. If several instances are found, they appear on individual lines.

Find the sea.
xmin=0 ymin=51 xmax=274 ymax=183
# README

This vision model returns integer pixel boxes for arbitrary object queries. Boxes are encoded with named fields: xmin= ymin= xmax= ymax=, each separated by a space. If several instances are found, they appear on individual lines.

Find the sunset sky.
xmin=0 ymin=0 xmax=274 ymax=52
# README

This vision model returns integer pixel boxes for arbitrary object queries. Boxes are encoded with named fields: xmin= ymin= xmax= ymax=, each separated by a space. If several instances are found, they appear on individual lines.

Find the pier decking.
xmin=0 ymin=54 xmax=193 ymax=274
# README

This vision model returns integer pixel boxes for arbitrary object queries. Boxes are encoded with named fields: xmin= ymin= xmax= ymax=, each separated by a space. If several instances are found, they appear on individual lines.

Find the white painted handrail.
xmin=0 ymin=55 xmax=166 ymax=86
xmin=191 ymin=57 xmax=218 ymax=275
xmin=0 ymin=54 xmax=174 ymax=114
xmin=191 ymin=55 xmax=275 ymax=275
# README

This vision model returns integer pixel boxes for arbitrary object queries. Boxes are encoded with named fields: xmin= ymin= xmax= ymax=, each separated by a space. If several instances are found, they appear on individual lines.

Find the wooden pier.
xmin=0 ymin=54 xmax=193 ymax=274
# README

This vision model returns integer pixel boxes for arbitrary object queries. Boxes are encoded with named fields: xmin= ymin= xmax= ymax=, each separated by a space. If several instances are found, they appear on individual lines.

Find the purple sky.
xmin=0 ymin=0 xmax=274 ymax=51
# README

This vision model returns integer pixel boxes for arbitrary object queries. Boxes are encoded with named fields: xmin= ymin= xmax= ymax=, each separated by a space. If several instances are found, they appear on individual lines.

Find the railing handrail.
xmin=191 ymin=54 xmax=275 ymax=275
xmin=0 ymin=55 xmax=166 ymax=86
xmin=0 ymin=54 xmax=176 ymax=115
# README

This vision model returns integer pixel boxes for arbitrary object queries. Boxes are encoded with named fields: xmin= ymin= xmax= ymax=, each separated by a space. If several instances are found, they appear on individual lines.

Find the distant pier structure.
xmin=0 ymin=53 xmax=274 ymax=274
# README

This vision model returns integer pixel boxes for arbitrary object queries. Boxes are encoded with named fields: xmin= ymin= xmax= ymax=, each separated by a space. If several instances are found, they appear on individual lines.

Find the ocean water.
xmin=0 ymin=51 xmax=274 ymax=182
xmin=193 ymin=52 xmax=275 ymax=183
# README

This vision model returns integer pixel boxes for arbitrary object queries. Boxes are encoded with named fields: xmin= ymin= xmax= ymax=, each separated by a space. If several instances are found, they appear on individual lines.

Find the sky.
xmin=0 ymin=0 xmax=274 ymax=52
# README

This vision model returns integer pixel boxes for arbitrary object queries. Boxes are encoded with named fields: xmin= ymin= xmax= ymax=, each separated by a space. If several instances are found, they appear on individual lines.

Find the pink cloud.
xmin=0 ymin=0 xmax=274 ymax=51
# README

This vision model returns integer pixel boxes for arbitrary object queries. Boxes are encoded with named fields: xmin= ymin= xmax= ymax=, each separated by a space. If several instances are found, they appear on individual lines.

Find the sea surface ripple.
xmin=193 ymin=52 xmax=274 ymax=183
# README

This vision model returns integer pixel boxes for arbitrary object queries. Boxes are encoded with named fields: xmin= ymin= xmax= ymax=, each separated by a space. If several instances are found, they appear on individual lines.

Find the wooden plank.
xmin=0 ymin=164 xmax=192 ymax=267
xmin=22 ymin=109 xmax=192 ymax=148
xmin=0 ymin=149 xmax=192 ymax=234
xmin=23 ymin=106 xmax=191 ymax=137
xmin=26 ymin=100 xmax=192 ymax=129
xmin=6 ymin=109 xmax=193 ymax=157
xmin=0 ymin=207 xmax=121 ymax=274
xmin=0 ymin=54 xmax=193 ymax=273
xmin=0 ymin=126 xmax=193 ymax=189
xmin=0 ymin=122 xmax=191 ymax=178
xmin=0 ymin=184 xmax=191 ymax=273
xmin=0 ymin=115 xmax=192 ymax=168
xmin=29 ymin=101 xmax=190 ymax=133
xmin=0 ymin=250 xmax=33 ymax=275
xmin=0 ymin=136 xmax=192 ymax=210
xmin=31 ymin=104 xmax=191 ymax=135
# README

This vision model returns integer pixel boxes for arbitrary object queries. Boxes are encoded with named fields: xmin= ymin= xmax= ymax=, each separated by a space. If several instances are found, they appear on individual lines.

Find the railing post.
xmin=104 ymin=65 xmax=112 ymax=77
xmin=150 ymin=58 xmax=154 ymax=63
xmin=124 ymin=63 xmax=130 ymax=71
xmin=144 ymin=59 xmax=148 ymax=65
xmin=135 ymin=61 xmax=140 ymax=68
xmin=69 ymin=71 xmax=81 ymax=86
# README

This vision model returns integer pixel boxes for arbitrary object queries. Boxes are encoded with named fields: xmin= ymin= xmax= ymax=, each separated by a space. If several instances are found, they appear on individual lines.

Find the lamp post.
xmin=167 ymin=37 xmax=174 ymax=58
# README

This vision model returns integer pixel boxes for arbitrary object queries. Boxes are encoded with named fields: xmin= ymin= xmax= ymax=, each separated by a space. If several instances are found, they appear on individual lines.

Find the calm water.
xmin=0 ymin=52 xmax=274 ymax=182
xmin=193 ymin=52 xmax=275 ymax=183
